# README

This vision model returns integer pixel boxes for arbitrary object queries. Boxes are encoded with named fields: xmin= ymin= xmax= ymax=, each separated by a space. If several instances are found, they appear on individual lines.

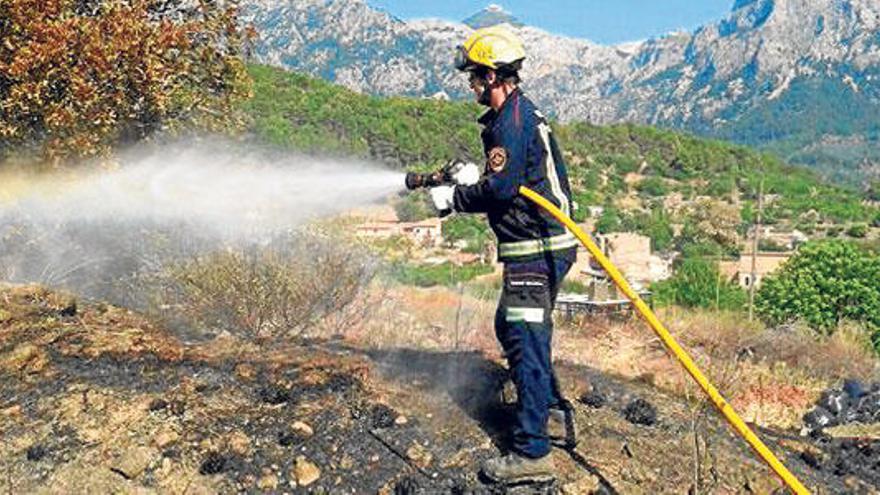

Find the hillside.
xmin=243 ymin=64 xmax=879 ymax=243
xmin=4 ymin=6 xmax=880 ymax=494
xmin=239 ymin=0 xmax=880 ymax=183
xmin=3 ymin=284 xmax=877 ymax=493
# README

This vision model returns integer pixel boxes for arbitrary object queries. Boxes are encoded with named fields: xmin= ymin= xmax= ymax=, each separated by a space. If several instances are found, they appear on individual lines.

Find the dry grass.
xmin=151 ymin=233 xmax=377 ymax=341
xmin=555 ymin=307 xmax=879 ymax=428
xmin=346 ymin=283 xmax=499 ymax=356
xmin=344 ymin=282 xmax=880 ymax=430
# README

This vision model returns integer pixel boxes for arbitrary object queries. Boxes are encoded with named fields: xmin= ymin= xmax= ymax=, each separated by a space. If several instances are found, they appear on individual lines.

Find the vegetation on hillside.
xmin=244 ymin=65 xmax=482 ymax=170
xmin=756 ymin=240 xmax=880 ymax=350
xmin=245 ymin=65 xmax=878 ymax=237
xmin=651 ymin=257 xmax=747 ymax=311
xmin=556 ymin=123 xmax=876 ymax=225
xmin=711 ymin=77 xmax=880 ymax=185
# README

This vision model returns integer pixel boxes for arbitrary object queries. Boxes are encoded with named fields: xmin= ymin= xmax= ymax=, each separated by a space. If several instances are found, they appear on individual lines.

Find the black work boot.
xmin=481 ymin=452 xmax=555 ymax=484
xmin=548 ymin=404 xmax=578 ymax=449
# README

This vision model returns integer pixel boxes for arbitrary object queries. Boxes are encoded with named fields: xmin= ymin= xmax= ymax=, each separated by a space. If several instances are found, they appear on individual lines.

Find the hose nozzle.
xmin=404 ymin=161 xmax=471 ymax=190
xmin=404 ymin=170 xmax=449 ymax=190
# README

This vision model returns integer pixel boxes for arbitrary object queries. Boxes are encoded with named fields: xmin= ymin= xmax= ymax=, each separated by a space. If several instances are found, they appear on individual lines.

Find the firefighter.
xmin=430 ymin=26 xmax=578 ymax=484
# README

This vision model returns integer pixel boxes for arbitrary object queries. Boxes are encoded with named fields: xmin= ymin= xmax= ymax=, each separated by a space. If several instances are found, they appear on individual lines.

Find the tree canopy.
xmin=756 ymin=240 xmax=880 ymax=349
xmin=0 ymin=0 xmax=252 ymax=163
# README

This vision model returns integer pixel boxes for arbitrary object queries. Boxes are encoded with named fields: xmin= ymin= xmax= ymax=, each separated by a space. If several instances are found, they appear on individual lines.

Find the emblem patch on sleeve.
xmin=487 ymin=147 xmax=508 ymax=173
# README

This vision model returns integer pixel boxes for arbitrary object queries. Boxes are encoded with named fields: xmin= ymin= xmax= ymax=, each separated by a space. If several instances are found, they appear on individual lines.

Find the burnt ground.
xmin=0 ymin=285 xmax=878 ymax=494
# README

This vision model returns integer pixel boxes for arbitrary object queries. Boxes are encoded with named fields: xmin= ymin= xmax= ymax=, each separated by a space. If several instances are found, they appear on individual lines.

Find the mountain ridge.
xmin=240 ymin=0 xmax=880 ymax=183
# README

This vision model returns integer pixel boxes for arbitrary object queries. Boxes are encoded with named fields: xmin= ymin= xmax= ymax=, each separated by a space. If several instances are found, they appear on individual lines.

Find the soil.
xmin=1 ymin=285 xmax=877 ymax=493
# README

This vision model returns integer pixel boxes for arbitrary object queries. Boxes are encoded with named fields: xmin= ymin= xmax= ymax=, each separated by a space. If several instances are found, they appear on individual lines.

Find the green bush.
xmin=637 ymin=176 xmax=668 ymax=197
xmin=651 ymin=257 xmax=746 ymax=310
xmin=848 ymin=223 xmax=869 ymax=238
xmin=706 ymin=175 xmax=737 ymax=198
xmin=442 ymin=215 xmax=492 ymax=254
xmin=596 ymin=206 xmax=624 ymax=234
xmin=570 ymin=190 xmax=601 ymax=222
xmin=389 ymin=262 xmax=494 ymax=287
xmin=627 ymin=209 xmax=674 ymax=252
xmin=756 ymin=240 xmax=880 ymax=350
xmin=394 ymin=191 xmax=434 ymax=223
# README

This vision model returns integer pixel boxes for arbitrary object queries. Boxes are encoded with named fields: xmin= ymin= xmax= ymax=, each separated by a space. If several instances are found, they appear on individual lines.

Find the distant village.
xmin=349 ymin=203 xmax=811 ymax=309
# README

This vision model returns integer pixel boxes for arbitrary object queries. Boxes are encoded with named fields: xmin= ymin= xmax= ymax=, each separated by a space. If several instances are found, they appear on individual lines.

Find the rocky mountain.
xmin=462 ymin=4 xmax=523 ymax=29
xmin=240 ymin=0 xmax=880 ymax=183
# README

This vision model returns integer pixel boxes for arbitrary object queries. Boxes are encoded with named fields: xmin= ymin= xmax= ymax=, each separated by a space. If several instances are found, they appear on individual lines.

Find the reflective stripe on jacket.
xmin=453 ymin=89 xmax=577 ymax=263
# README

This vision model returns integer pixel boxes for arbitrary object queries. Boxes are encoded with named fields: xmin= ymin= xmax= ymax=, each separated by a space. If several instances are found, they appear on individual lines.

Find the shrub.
xmin=442 ymin=215 xmax=492 ymax=254
xmin=164 ymin=234 xmax=375 ymax=339
xmin=0 ymin=0 xmax=251 ymax=162
xmin=847 ymin=223 xmax=868 ymax=238
xmin=629 ymin=208 xmax=675 ymax=252
xmin=637 ymin=176 xmax=668 ymax=197
xmin=394 ymin=191 xmax=434 ymax=222
xmin=596 ymin=206 xmax=623 ymax=234
xmin=756 ymin=240 xmax=880 ymax=350
xmin=390 ymin=261 xmax=493 ymax=287
xmin=651 ymin=257 xmax=746 ymax=310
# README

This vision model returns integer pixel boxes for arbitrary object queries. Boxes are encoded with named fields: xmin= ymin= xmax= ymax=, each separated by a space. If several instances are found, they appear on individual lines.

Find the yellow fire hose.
xmin=519 ymin=186 xmax=810 ymax=495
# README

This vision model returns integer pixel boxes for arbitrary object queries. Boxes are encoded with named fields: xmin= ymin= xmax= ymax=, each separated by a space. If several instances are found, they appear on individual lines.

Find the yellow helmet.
xmin=455 ymin=26 xmax=526 ymax=72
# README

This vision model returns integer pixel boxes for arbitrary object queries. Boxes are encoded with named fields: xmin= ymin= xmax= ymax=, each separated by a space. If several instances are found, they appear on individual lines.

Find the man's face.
xmin=468 ymin=71 xmax=486 ymax=101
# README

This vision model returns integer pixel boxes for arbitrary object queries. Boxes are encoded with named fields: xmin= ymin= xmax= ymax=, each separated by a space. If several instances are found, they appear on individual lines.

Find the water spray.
xmin=0 ymin=140 xmax=406 ymax=305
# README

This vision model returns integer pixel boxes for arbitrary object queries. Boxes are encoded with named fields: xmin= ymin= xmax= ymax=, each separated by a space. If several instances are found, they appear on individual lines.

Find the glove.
xmin=450 ymin=162 xmax=480 ymax=186
xmin=429 ymin=185 xmax=455 ymax=213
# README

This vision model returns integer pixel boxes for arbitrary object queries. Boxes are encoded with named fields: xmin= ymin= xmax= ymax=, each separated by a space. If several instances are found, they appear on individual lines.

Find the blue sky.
xmin=366 ymin=1 xmax=734 ymax=44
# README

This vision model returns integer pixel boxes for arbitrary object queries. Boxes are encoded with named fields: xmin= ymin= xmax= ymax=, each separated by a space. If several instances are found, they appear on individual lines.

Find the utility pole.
xmin=748 ymin=178 xmax=764 ymax=322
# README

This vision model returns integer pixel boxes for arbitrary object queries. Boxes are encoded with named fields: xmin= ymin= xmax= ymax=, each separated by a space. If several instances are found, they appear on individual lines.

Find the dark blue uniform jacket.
xmin=453 ymin=89 xmax=578 ymax=263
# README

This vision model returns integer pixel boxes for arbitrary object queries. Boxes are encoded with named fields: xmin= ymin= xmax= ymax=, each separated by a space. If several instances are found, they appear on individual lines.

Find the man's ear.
xmin=485 ymin=70 xmax=498 ymax=85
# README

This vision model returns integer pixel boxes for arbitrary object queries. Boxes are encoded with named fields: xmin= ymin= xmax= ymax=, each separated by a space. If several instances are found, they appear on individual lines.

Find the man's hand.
xmin=429 ymin=185 xmax=455 ymax=213
xmin=450 ymin=162 xmax=481 ymax=186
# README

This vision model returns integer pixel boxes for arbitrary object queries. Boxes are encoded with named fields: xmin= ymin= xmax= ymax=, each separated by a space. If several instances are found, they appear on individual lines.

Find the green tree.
xmin=442 ymin=215 xmax=491 ymax=254
xmin=756 ymin=240 xmax=880 ymax=348
xmin=630 ymin=208 xmax=674 ymax=252
xmin=0 ymin=0 xmax=251 ymax=163
xmin=651 ymin=257 xmax=746 ymax=310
